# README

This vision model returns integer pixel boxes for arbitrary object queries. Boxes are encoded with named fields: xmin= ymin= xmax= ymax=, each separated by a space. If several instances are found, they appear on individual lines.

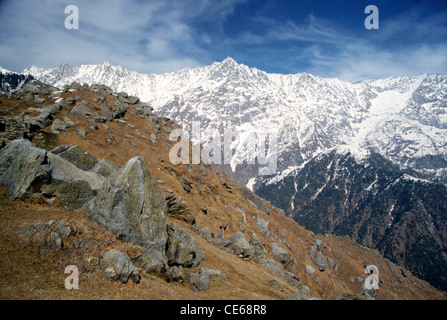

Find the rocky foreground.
xmin=0 ymin=81 xmax=445 ymax=300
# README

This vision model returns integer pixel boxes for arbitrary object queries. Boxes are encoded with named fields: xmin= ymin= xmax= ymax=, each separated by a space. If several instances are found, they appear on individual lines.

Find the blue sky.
xmin=0 ymin=0 xmax=446 ymax=81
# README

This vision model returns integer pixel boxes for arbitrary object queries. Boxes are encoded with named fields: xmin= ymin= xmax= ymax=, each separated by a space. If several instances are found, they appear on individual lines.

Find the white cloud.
xmin=0 ymin=0 xmax=244 ymax=73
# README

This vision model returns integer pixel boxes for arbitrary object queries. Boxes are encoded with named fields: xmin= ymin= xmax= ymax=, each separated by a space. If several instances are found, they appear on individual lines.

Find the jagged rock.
xmin=127 ymin=96 xmax=140 ymax=105
xmin=0 ymin=116 xmax=31 ymax=144
xmin=239 ymin=186 xmax=270 ymax=214
xmin=135 ymin=250 xmax=168 ymax=277
xmin=167 ymin=266 xmax=184 ymax=283
xmin=60 ymin=97 xmax=76 ymax=106
xmin=62 ymin=116 xmax=77 ymax=127
xmin=310 ymin=246 xmax=328 ymax=272
xmin=71 ymin=101 xmax=97 ymax=117
xmin=249 ymin=233 xmax=265 ymax=259
xmin=50 ymin=119 xmax=68 ymax=134
xmin=166 ymin=222 xmax=204 ymax=268
xmin=21 ymin=83 xmax=41 ymax=94
xmin=77 ymin=128 xmax=86 ymax=137
xmin=187 ymin=268 xmax=210 ymax=291
xmin=20 ymin=107 xmax=55 ymax=132
xmin=53 ymin=145 xmax=98 ymax=171
xmin=287 ymin=284 xmax=317 ymax=300
xmin=0 ymin=140 xmax=104 ymax=209
xmin=100 ymin=104 xmax=114 ymax=121
xmin=192 ymin=226 xmax=212 ymax=242
xmin=201 ymin=268 xmax=227 ymax=281
xmin=401 ymin=268 xmax=409 ymax=278
xmin=313 ymin=251 xmax=328 ymax=271
xmin=42 ymin=152 xmax=104 ymax=209
xmin=271 ymin=243 xmax=295 ymax=271
xmin=100 ymin=249 xmax=140 ymax=283
xmin=166 ymin=196 xmax=196 ymax=225
xmin=327 ymin=257 xmax=336 ymax=270
xmin=90 ymin=84 xmax=113 ymax=95
xmin=135 ymin=103 xmax=153 ymax=116
xmin=34 ymin=95 xmax=45 ymax=103
xmin=50 ymin=231 xmax=62 ymax=248
xmin=266 ymin=279 xmax=284 ymax=292
xmin=222 ymin=232 xmax=254 ymax=260
xmin=112 ymin=99 xmax=129 ymax=118
xmin=313 ymin=239 xmax=325 ymax=251
xmin=95 ymin=94 xmax=106 ymax=103
xmin=284 ymin=270 xmax=301 ymax=288
xmin=253 ymin=215 xmax=269 ymax=237
xmin=258 ymin=258 xmax=284 ymax=277
xmin=53 ymin=220 xmax=75 ymax=238
xmin=150 ymin=133 xmax=157 ymax=145
xmin=90 ymin=159 xmax=118 ymax=178
xmin=387 ymin=260 xmax=402 ymax=278
xmin=0 ymin=139 xmax=49 ymax=200
xmin=306 ymin=265 xmax=316 ymax=276
xmin=68 ymin=82 xmax=81 ymax=90
xmin=85 ymin=156 xmax=168 ymax=253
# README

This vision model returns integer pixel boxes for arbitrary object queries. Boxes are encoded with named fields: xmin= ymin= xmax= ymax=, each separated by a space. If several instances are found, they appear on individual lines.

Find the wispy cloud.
xmin=0 ymin=0 xmax=445 ymax=80
xmin=226 ymin=8 xmax=447 ymax=80
xmin=0 ymin=0 xmax=244 ymax=73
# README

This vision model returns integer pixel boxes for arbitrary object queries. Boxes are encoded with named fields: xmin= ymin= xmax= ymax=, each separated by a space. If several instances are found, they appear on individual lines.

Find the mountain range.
xmin=5 ymin=58 xmax=446 ymax=291
xmin=21 ymin=58 xmax=447 ymax=189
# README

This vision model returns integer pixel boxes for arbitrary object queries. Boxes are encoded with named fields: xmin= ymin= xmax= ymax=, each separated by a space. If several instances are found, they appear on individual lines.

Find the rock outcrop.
xmin=85 ymin=156 xmax=168 ymax=254
xmin=271 ymin=243 xmax=295 ymax=271
xmin=100 ymin=249 xmax=140 ymax=284
xmin=166 ymin=222 xmax=204 ymax=268
xmin=0 ymin=139 xmax=104 ymax=209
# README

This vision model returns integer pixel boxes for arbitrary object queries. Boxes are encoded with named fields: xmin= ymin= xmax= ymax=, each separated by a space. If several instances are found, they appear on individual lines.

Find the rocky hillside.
xmin=0 ymin=81 xmax=445 ymax=300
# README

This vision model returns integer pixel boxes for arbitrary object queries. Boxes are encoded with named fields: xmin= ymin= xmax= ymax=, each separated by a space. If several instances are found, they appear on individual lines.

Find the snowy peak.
xmin=22 ymin=59 xmax=447 ymax=187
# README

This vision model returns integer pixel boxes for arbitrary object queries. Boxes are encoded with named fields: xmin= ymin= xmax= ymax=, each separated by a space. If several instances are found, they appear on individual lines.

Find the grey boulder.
xmin=271 ymin=243 xmax=295 ymax=271
xmin=85 ymin=156 xmax=168 ymax=254
xmin=222 ymin=232 xmax=255 ymax=260
xmin=166 ymin=222 xmax=204 ymax=268
xmin=100 ymin=249 xmax=140 ymax=283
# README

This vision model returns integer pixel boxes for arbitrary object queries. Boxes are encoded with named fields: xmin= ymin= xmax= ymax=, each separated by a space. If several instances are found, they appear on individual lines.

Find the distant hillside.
xmin=257 ymin=147 xmax=447 ymax=291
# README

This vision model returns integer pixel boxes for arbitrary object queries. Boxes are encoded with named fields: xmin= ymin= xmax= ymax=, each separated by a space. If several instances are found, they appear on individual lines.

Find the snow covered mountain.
xmin=0 ymin=68 xmax=35 ymax=96
xmin=21 ymin=58 xmax=447 ymax=189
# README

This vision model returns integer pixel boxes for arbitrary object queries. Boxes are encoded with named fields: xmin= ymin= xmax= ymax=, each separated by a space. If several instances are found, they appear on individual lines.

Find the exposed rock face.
xmin=85 ymin=156 xmax=168 ymax=254
xmin=257 ymin=258 xmax=284 ymax=277
xmin=287 ymin=284 xmax=319 ymax=300
xmin=0 ymin=139 xmax=50 ymax=200
xmin=309 ymin=245 xmax=329 ymax=272
xmin=249 ymin=233 xmax=265 ymax=259
xmin=253 ymin=215 xmax=269 ymax=237
xmin=166 ymin=195 xmax=196 ymax=225
xmin=167 ymin=266 xmax=184 ymax=283
xmin=221 ymin=232 xmax=255 ymax=260
xmin=0 ymin=139 xmax=103 ymax=209
xmin=135 ymin=250 xmax=168 ymax=277
xmin=271 ymin=243 xmax=295 ymax=271
xmin=166 ymin=222 xmax=204 ymax=268
xmin=100 ymin=249 xmax=140 ymax=283
xmin=52 ymin=145 xmax=98 ymax=171
xmin=43 ymin=152 xmax=105 ymax=209
xmin=187 ymin=268 xmax=210 ymax=291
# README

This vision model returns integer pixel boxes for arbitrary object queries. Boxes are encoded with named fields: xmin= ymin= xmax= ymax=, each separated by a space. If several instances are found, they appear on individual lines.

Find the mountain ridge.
xmin=18 ymin=59 xmax=447 ymax=189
